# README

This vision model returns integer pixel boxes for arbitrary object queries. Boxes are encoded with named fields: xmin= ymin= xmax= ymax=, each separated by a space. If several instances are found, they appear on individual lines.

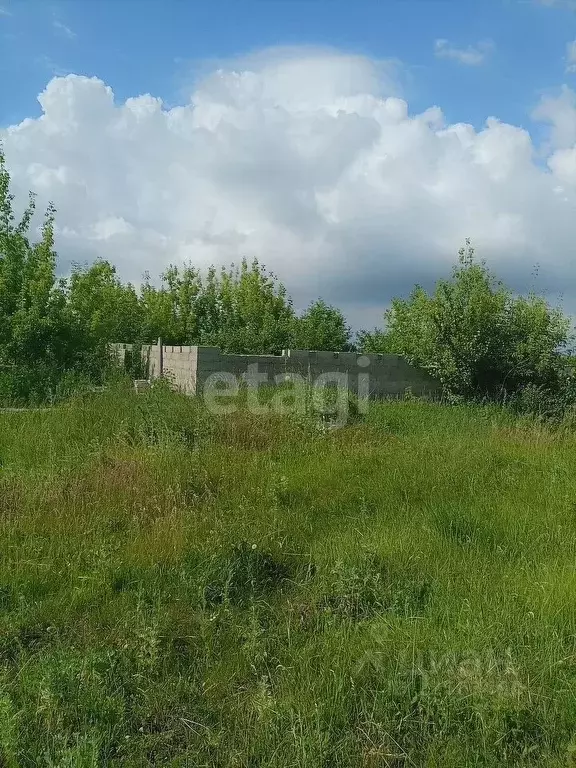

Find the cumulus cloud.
xmin=433 ymin=39 xmax=494 ymax=66
xmin=531 ymin=85 xmax=576 ymax=148
xmin=2 ymin=47 xmax=576 ymax=326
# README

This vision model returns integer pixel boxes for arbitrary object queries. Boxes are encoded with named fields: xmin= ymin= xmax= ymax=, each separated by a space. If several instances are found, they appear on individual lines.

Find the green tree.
xmin=68 ymin=260 xmax=143 ymax=343
xmin=0 ymin=150 xmax=80 ymax=400
xmin=364 ymin=240 xmax=572 ymax=399
xmin=292 ymin=299 xmax=352 ymax=351
xmin=66 ymin=260 xmax=144 ymax=379
xmin=137 ymin=259 xmax=296 ymax=354
xmin=199 ymin=259 xmax=295 ymax=354
xmin=356 ymin=327 xmax=392 ymax=354
xmin=139 ymin=264 xmax=203 ymax=344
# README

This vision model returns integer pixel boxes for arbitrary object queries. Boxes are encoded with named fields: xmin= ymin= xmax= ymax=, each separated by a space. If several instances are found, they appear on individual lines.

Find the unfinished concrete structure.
xmin=112 ymin=342 xmax=440 ymax=400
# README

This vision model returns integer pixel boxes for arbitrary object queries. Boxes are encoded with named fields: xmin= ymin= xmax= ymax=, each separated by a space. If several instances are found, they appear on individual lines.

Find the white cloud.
xmin=433 ymin=39 xmax=494 ymax=66
xmin=2 ymin=48 xmax=576 ymax=326
xmin=0 ymin=5 xmax=11 ymax=16
xmin=531 ymin=85 xmax=576 ymax=148
xmin=52 ymin=20 xmax=76 ymax=40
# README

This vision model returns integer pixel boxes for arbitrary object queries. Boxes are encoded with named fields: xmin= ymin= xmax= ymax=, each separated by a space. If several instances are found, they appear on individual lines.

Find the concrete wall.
xmin=110 ymin=343 xmax=440 ymax=399
xmin=282 ymin=349 xmax=438 ymax=398
xmin=161 ymin=345 xmax=198 ymax=395
xmin=195 ymin=347 xmax=289 ymax=393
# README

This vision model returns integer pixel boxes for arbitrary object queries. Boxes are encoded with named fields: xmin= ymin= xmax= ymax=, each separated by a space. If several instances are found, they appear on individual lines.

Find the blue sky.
xmin=2 ymin=0 xmax=575 ymax=133
xmin=2 ymin=0 xmax=576 ymax=326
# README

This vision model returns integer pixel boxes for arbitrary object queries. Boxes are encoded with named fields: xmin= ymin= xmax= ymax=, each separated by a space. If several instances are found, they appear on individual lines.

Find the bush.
xmin=361 ymin=240 xmax=573 ymax=404
xmin=507 ymin=375 xmax=576 ymax=422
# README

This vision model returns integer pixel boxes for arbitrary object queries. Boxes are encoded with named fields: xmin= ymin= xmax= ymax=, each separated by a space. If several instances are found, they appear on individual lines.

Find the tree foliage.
xmin=361 ymin=240 xmax=572 ymax=399
xmin=0 ymin=149 xmax=353 ymax=402
xmin=0 ymin=155 xmax=81 ymax=401
xmin=2 ymin=145 xmax=574 ymax=409
xmin=291 ymin=299 xmax=352 ymax=351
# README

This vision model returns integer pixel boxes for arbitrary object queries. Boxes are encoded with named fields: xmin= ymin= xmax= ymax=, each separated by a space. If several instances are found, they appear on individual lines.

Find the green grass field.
xmin=2 ymin=385 xmax=576 ymax=766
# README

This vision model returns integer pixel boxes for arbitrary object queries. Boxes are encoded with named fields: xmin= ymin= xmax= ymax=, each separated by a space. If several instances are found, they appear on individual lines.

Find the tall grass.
xmin=1 ymin=385 xmax=576 ymax=765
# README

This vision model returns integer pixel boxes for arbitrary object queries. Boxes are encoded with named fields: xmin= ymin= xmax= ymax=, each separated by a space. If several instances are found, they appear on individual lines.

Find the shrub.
xmin=361 ymin=240 xmax=573 ymax=403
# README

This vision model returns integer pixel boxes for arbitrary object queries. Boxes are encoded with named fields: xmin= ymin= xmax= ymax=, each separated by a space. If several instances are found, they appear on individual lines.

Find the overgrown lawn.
xmin=1 ymin=386 xmax=575 ymax=766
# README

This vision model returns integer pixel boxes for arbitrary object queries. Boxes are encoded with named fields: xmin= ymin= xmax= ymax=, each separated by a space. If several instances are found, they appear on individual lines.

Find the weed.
xmin=0 ymin=391 xmax=575 ymax=765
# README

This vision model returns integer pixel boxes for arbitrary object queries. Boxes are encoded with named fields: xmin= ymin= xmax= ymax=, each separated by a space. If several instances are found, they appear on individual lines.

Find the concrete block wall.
xmin=161 ymin=345 xmax=198 ymax=395
xmin=110 ymin=343 xmax=440 ymax=399
xmin=195 ymin=347 xmax=289 ymax=393
xmin=110 ymin=343 xmax=163 ymax=381
xmin=282 ymin=349 xmax=438 ymax=398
